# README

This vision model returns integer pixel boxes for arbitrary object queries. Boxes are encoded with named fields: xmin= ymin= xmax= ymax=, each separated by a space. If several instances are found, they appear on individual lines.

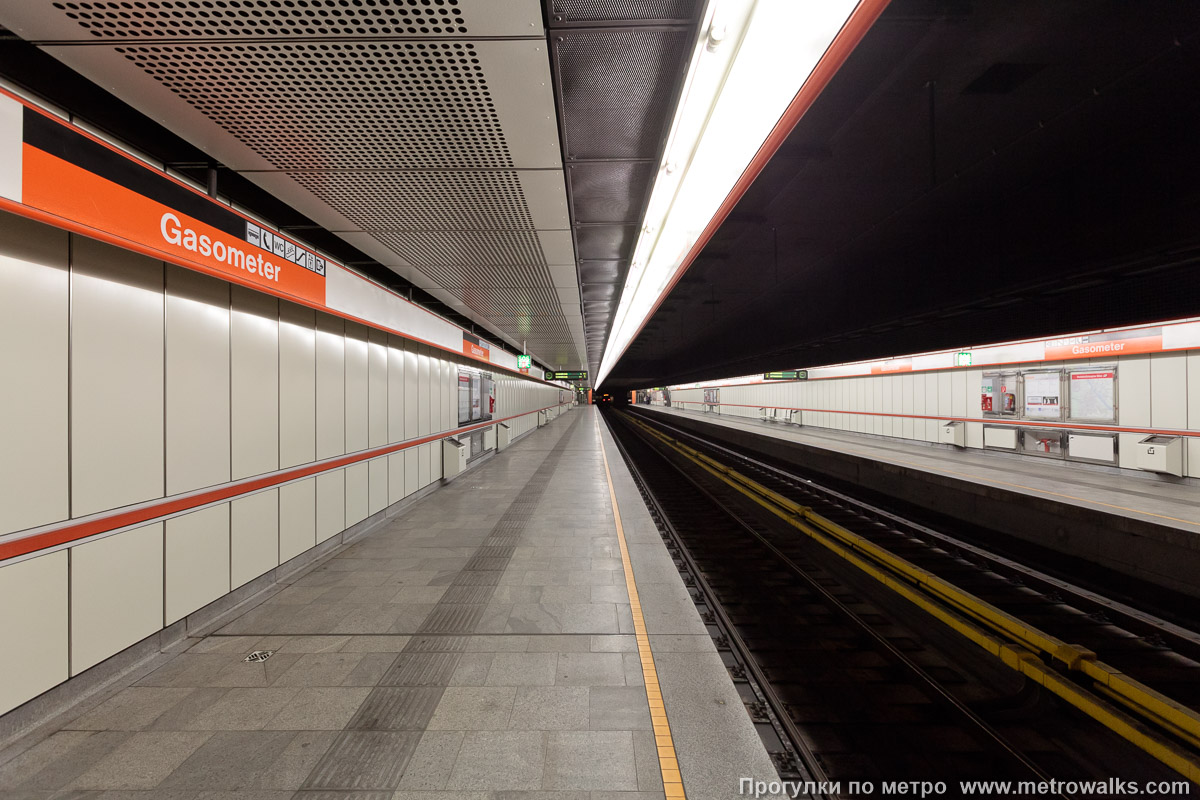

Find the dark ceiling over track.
xmin=602 ymin=0 xmax=1200 ymax=390
xmin=545 ymin=0 xmax=703 ymax=378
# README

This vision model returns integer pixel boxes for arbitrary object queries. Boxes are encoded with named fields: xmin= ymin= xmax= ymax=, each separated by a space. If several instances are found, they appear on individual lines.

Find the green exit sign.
xmin=517 ymin=354 xmax=532 ymax=369
xmin=955 ymin=352 xmax=973 ymax=367
xmin=764 ymin=370 xmax=807 ymax=380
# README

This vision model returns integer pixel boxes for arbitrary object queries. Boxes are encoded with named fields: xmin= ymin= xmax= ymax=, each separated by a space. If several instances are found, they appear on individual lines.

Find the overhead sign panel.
xmin=462 ymin=332 xmax=491 ymax=362
xmin=763 ymin=370 xmax=807 ymax=380
xmin=546 ymin=371 xmax=588 ymax=381
xmin=16 ymin=105 xmax=326 ymax=305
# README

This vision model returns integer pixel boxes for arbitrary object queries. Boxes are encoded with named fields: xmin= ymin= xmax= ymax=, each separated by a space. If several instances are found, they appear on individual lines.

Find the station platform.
xmin=0 ymin=406 xmax=782 ymax=800
xmin=637 ymin=404 xmax=1200 ymax=597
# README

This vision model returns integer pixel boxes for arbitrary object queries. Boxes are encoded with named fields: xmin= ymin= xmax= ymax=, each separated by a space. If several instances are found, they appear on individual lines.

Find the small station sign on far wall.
xmin=763 ymin=370 xmax=808 ymax=380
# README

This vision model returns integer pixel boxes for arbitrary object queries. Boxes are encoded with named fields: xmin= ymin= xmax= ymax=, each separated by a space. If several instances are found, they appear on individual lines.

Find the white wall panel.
xmin=165 ymin=267 xmax=230 ymax=495
xmin=0 ymin=550 xmax=68 ymax=715
xmin=71 ymin=523 xmax=164 ymax=673
xmin=418 ymin=346 xmax=431 ymax=436
xmin=368 ymin=457 xmax=388 ymax=515
xmin=71 ymin=236 xmax=164 ymax=517
xmin=316 ymin=470 xmax=345 ymax=543
xmin=369 ymin=329 xmax=389 ymax=447
xmin=404 ymin=342 xmax=419 ymax=440
xmin=1119 ymin=354 xmax=1151 ymax=427
xmin=345 ymin=323 xmax=369 ymax=452
xmin=388 ymin=451 xmax=406 ymax=504
xmin=388 ymin=335 xmax=406 ymax=443
xmin=165 ymin=505 xmax=230 ymax=625
xmin=279 ymin=478 xmax=316 ymax=562
xmin=231 ymin=490 xmax=278 ymax=589
xmin=404 ymin=448 xmax=419 ymax=496
xmin=231 ymin=286 xmax=279 ymax=479
xmin=316 ymin=313 xmax=346 ymax=459
xmin=0 ymin=212 xmax=69 ymax=534
xmin=279 ymin=304 xmax=316 ymax=469
xmin=419 ymin=442 xmax=432 ymax=488
xmin=1189 ymin=352 xmax=1200 ymax=431
xmin=345 ymin=462 xmax=368 ymax=526
xmin=951 ymin=370 xmax=967 ymax=417
xmin=1150 ymin=352 xmax=1187 ymax=429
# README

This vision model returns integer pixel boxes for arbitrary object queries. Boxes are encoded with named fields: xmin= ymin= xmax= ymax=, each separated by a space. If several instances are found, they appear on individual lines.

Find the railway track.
xmin=604 ymin=408 xmax=1200 ymax=796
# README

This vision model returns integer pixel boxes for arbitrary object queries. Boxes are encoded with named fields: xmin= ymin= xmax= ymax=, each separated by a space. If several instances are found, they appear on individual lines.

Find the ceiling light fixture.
xmin=594 ymin=0 xmax=890 ymax=388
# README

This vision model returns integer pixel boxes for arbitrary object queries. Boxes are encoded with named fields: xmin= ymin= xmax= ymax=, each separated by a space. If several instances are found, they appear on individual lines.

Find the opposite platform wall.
xmin=0 ymin=209 xmax=569 ymax=716
xmin=665 ymin=351 xmax=1200 ymax=478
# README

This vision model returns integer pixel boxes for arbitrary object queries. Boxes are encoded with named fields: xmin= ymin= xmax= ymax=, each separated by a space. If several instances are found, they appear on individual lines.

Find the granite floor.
xmin=0 ymin=410 xmax=675 ymax=800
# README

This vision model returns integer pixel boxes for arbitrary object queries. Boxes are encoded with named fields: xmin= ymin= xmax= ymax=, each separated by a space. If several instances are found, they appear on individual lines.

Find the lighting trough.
xmin=595 ymin=0 xmax=891 ymax=388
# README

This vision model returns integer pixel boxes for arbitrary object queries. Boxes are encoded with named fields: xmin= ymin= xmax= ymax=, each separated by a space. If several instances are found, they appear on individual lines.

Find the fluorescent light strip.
xmin=596 ymin=0 xmax=864 ymax=387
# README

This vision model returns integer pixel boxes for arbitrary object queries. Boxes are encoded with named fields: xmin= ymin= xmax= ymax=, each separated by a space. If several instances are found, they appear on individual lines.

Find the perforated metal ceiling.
xmin=548 ymin=5 xmax=700 ymax=374
xmin=1 ymin=0 xmax=587 ymax=371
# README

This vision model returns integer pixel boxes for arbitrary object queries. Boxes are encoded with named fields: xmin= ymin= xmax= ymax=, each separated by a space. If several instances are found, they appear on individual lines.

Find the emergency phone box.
xmin=938 ymin=421 xmax=965 ymax=447
xmin=443 ymin=437 xmax=468 ymax=479
xmin=1135 ymin=435 xmax=1183 ymax=477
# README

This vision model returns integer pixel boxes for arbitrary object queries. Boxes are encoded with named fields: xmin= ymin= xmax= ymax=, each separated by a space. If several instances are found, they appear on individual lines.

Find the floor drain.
xmin=243 ymin=650 xmax=275 ymax=663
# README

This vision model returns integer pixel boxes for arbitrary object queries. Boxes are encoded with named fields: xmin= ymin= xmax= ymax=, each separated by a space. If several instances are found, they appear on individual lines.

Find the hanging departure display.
xmin=546 ymin=371 xmax=588 ymax=381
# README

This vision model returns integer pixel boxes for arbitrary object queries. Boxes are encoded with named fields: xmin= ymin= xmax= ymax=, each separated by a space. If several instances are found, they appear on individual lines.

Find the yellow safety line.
xmin=596 ymin=416 xmax=687 ymax=800
xmin=625 ymin=413 xmax=1200 ymax=783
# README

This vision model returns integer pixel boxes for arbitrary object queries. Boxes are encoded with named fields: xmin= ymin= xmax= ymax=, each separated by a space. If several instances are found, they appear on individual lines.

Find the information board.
xmin=1023 ymin=372 xmax=1062 ymax=420
xmin=1069 ymin=371 xmax=1116 ymax=421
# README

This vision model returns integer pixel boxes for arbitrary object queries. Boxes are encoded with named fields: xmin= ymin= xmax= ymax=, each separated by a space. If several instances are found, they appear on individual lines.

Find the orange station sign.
xmin=17 ymin=105 xmax=326 ymax=306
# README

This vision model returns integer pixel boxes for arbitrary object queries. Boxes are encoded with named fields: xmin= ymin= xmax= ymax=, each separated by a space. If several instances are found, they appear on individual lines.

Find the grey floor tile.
xmin=589 ymin=687 xmax=651 ymax=731
xmin=300 ymin=730 xmax=420 ymax=790
xmin=341 ymin=652 xmax=401 ymax=686
xmin=345 ymin=687 xmax=443 ymax=730
xmin=632 ymin=730 xmax=664 ymax=792
xmin=209 ymin=653 xmax=306 ymax=688
xmin=182 ymin=688 xmax=299 ymax=730
xmin=508 ymin=687 xmax=590 ymax=731
xmin=339 ymin=635 xmax=411 ymax=652
xmin=556 ymin=653 xmax=626 ymax=687
xmin=543 ymin=731 xmax=637 ymax=791
xmin=272 ymin=635 xmax=351 ymax=653
xmin=589 ymin=636 xmax=637 ymax=654
xmin=525 ymin=635 xmax=590 ymax=653
xmin=378 ymin=653 xmax=461 ymax=686
xmin=395 ymin=730 xmax=464 ymax=791
xmin=426 ymin=686 xmax=516 ymax=730
xmin=447 ymin=652 xmax=495 ymax=686
xmin=559 ymin=605 xmax=619 ymax=634
xmin=622 ymin=654 xmax=645 ymax=688
xmin=271 ymin=652 xmax=367 ymax=686
xmin=505 ymin=605 xmax=563 ymax=635
xmin=264 ymin=687 xmax=372 ymax=729
xmin=445 ymin=731 xmax=545 ymax=791
xmin=0 ymin=731 xmax=130 ymax=791
xmin=133 ymin=654 xmax=230 ymax=688
xmin=159 ymin=731 xmax=298 ymax=790
xmin=590 ymin=585 xmax=629 ymax=604
xmin=485 ymin=653 xmax=558 ymax=686
xmin=467 ymin=635 xmax=528 ymax=652
xmin=64 ymin=687 xmax=196 ymax=731
xmin=68 ymin=731 xmax=212 ymax=790
xmin=187 ymin=635 xmax=263 ymax=654
xmin=539 ymin=586 xmax=592 ymax=605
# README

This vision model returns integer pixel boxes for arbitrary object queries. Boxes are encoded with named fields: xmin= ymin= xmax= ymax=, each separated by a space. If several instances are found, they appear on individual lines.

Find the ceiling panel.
xmin=567 ymin=161 xmax=655 ymax=223
xmin=0 ymin=0 xmax=588 ymax=370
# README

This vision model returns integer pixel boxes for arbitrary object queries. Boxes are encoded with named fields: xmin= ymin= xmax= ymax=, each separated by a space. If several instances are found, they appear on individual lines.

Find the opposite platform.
xmin=638 ymin=403 xmax=1200 ymax=596
xmin=0 ymin=405 xmax=783 ymax=800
